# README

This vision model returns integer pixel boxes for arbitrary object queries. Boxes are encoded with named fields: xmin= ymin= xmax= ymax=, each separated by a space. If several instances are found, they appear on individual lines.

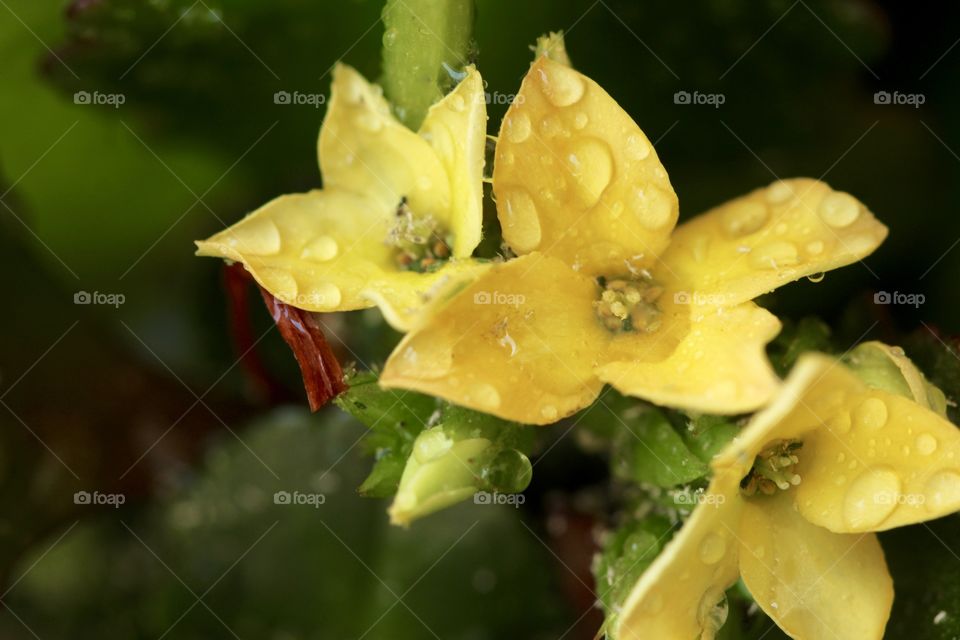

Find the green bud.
xmin=844 ymin=341 xmax=948 ymax=416
xmin=388 ymin=413 xmax=533 ymax=527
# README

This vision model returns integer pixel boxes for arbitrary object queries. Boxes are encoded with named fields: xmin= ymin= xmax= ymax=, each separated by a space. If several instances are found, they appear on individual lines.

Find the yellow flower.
xmin=195 ymin=64 xmax=489 ymax=330
xmin=379 ymin=55 xmax=888 ymax=424
xmin=615 ymin=349 xmax=960 ymax=640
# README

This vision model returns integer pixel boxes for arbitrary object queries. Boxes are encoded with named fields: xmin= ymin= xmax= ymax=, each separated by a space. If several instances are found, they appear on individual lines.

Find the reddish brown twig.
xmin=224 ymin=263 xmax=346 ymax=410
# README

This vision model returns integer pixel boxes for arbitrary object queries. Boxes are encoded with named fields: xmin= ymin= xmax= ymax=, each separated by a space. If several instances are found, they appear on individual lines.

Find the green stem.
xmin=380 ymin=0 xmax=475 ymax=129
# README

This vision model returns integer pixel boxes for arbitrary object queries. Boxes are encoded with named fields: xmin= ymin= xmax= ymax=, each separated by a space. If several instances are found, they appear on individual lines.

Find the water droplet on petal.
xmin=300 ymin=235 xmax=339 ymax=262
xmin=843 ymin=467 xmax=901 ymax=529
xmin=806 ymin=240 xmax=825 ymax=255
xmin=853 ymin=397 xmax=888 ymax=431
xmin=720 ymin=200 xmax=768 ymax=237
xmin=306 ymin=282 xmax=342 ymax=308
xmin=537 ymin=62 xmax=586 ymax=107
xmin=500 ymin=188 xmax=542 ymax=252
xmin=503 ymin=113 xmax=531 ymax=143
xmin=540 ymin=405 xmax=558 ymax=421
xmin=699 ymin=533 xmax=727 ymax=565
xmin=806 ymin=272 xmax=826 ymax=283
xmin=766 ymin=180 xmax=794 ymax=204
xmin=566 ymin=138 xmax=612 ymax=207
xmin=224 ymin=218 xmax=282 ymax=256
xmin=749 ymin=241 xmax=799 ymax=270
xmin=924 ymin=470 xmax=960 ymax=513
xmin=631 ymin=185 xmax=675 ymax=230
xmin=625 ymin=133 xmax=650 ymax=161
xmin=573 ymin=112 xmax=589 ymax=129
xmin=467 ymin=383 xmax=501 ymax=411
xmin=916 ymin=433 xmax=939 ymax=456
xmin=449 ymin=94 xmax=466 ymax=112
xmin=260 ymin=269 xmax=298 ymax=303
xmin=819 ymin=192 xmax=861 ymax=228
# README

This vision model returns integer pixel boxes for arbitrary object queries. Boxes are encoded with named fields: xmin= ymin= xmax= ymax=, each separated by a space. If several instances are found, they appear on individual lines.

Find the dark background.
xmin=1 ymin=1 xmax=959 ymax=638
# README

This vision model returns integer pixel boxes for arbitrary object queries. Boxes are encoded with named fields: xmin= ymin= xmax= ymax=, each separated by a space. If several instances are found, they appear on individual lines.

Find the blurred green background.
xmin=2 ymin=0 xmax=959 ymax=638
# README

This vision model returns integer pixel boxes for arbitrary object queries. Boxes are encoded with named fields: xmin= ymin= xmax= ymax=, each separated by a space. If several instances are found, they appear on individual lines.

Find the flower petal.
xmin=492 ymin=56 xmax=678 ymax=276
xmin=616 ymin=472 xmax=743 ymax=640
xmin=795 ymin=383 xmax=960 ymax=534
xmin=318 ymin=64 xmax=452 ymax=224
xmin=597 ymin=302 xmax=781 ymax=414
xmin=418 ymin=66 xmax=487 ymax=257
xmin=196 ymin=188 xmax=484 ymax=330
xmin=738 ymin=490 xmax=892 ymax=640
xmin=714 ymin=353 xmax=960 ymax=534
xmin=713 ymin=353 xmax=847 ymax=478
xmin=379 ymin=253 xmax=607 ymax=425
xmin=656 ymin=179 xmax=887 ymax=307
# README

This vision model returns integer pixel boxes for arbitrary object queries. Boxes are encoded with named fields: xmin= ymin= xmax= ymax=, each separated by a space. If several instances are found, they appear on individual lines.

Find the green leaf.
xmin=334 ymin=371 xmax=437 ymax=497
xmin=679 ymin=414 xmax=741 ymax=466
xmin=381 ymin=0 xmax=475 ymax=128
xmin=904 ymin=329 xmax=960 ymax=424
xmin=613 ymin=408 xmax=709 ymax=488
xmin=593 ymin=515 xmax=674 ymax=634
xmin=767 ymin=317 xmax=833 ymax=377
xmin=388 ymin=406 xmax=534 ymax=526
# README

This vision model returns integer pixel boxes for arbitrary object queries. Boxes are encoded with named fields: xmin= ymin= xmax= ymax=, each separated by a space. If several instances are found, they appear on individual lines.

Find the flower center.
xmin=388 ymin=197 xmax=452 ymax=273
xmin=593 ymin=274 xmax=664 ymax=333
xmin=740 ymin=440 xmax=803 ymax=496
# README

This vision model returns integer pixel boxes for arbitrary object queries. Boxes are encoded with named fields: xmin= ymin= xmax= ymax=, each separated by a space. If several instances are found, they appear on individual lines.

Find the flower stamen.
xmin=388 ymin=197 xmax=452 ymax=272
xmin=741 ymin=439 xmax=803 ymax=496
xmin=593 ymin=275 xmax=664 ymax=333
